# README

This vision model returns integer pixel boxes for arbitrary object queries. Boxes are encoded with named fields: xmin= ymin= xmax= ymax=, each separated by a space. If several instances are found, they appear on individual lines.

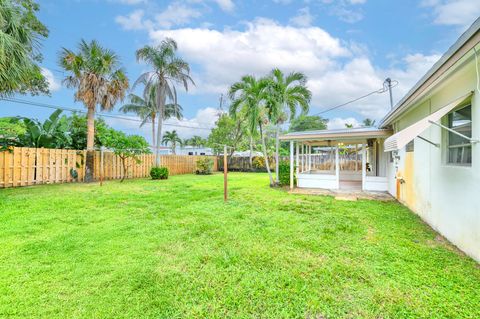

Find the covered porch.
xmin=281 ymin=127 xmax=392 ymax=192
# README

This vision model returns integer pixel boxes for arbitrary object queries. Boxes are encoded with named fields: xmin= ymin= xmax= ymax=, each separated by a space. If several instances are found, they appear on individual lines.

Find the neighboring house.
xmin=153 ymin=146 xmax=172 ymax=155
xmin=176 ymin=146 xmax=213 ymax=156
xmin=281 ymin=17 xmax=480 ymax=262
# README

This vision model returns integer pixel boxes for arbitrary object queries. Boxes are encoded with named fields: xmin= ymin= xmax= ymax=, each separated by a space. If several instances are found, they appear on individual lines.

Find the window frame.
xmin=443 ymin=102 xmax=472 ymax=167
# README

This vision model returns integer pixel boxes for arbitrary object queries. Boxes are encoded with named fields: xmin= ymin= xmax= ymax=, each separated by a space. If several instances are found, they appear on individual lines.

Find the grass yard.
xmin=0 ymin=173 xmax=479 ymax=318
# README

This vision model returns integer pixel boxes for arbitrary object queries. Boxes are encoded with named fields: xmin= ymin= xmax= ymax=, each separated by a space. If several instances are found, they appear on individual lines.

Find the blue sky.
xmin=2 ymin=0 xmax=480 ymax=141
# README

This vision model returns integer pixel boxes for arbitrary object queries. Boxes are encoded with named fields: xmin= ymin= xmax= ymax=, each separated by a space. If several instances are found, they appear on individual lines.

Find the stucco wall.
xmin=392 ymin=55 xmax=480 ymax=262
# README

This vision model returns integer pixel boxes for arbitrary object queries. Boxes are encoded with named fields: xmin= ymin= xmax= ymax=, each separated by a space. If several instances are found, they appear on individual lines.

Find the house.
xmin=176 ymin=146 xmax=213 ymax=156
xmin=281 ymin=17 xmax=480 ymax=262
xmin=154 ymin=145 xmax=213 ymax=155
xmin=153 ymin=146 xmax=172 ymax=155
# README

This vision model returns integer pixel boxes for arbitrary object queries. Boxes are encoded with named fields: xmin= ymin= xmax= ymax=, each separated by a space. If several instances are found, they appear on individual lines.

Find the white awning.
xmin=384 ymin=92 xmax=473 ymax=152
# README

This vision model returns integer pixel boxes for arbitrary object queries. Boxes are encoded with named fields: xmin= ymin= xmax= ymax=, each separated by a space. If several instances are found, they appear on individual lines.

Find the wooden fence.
xmin=0 ymin=147 xmax=218 ymax=188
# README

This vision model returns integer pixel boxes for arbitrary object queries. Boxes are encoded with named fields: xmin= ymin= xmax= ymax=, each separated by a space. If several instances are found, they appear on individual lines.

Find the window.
xmin=446 ymin=104 xmax=472 ymax=165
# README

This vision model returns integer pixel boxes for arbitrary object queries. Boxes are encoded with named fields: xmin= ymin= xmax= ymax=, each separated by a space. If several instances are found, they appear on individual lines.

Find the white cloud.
xmin=163 ymin=107 xmax=219 ymax=138
xmin=149 ymin=18 xmax=439 ymax=120
xmin=330 ymin=5 xmax=364 ymax=23
xmin=150 ymin=18 xmax=350 ymax=92
xmin=213 ymin=0 xmax=235 ymax=12
xmin=115 ymin=9 xmax=145 ymax=30
xmin=348 ymin=0 xmax=366 ymax=4
xmin=421 ymin=0 xmax=480 ymax=29
xmin=289 ymin=7 xmax=314 ymax=27
xmin=327 ymin=117 xmax=361 ymax=129
xmin=41 ymin=68 xmax=61 ymax=92
xmin=155 ymin=3 xmax=202 ymax=29
xmin=115 ymin=0 xmax=235 ymax=31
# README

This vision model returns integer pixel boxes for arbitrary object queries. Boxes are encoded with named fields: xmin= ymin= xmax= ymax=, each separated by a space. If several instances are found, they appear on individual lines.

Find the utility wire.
xmin=0 ymin=97 xmax=214 ymax=130
xmin=311 ymin=80 xmax=399 ymax=116
xmin=1 ymin=80 xmax=399 ymax=131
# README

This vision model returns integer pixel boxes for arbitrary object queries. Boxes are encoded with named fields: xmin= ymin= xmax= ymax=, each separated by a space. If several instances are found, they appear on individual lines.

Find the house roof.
xmin=379 ymin=17 xmax=480 ymax=128
xmin=280 ymin=127 xmax=392 ymax=142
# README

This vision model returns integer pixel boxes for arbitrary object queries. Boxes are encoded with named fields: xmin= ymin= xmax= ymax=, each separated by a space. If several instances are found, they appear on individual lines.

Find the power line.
xmin=0 ymin=97 xmax=214 ymax=131
xmin=311 ymin=80 xmax=399 ymax=116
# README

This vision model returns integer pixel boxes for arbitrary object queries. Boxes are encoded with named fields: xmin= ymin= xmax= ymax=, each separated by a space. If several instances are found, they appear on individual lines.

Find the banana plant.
xmin=20 ymin=109 xmax=72 ymax=148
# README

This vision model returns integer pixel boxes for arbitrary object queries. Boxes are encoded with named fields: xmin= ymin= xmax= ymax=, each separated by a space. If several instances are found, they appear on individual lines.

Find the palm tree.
xmin=189 ymin=135 xmax=205 ymax=147
xmin=59 ymin=39 xmax=129 ymax=182
xmin=229 ymin=75 xmax=275 ymax=186
xmin=0 ymin=1 xmax=49 ymax=96
xmin=363 ymin=118 xmax=376 ymax=127
xmin=120 ymin=83 xmax=183 ymax=149
xmin=162 ymin=130 xmax=182 ymax=154
xmin=266 ymin=69 xmax=311 ymax=185
xmin=134 ymin=38 xmax=194 ymax=166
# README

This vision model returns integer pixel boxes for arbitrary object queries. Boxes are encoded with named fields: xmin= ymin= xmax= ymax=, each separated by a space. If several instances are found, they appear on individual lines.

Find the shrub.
xmin=196 ymin=157 xmax=214 ymax=175
xmin=252 ymin=156 xmax=265 ymax=169
xmin=278 ymin=161 xmax=295 ymax=186
xmin=150 ymin=167 xmax=169 ymax=180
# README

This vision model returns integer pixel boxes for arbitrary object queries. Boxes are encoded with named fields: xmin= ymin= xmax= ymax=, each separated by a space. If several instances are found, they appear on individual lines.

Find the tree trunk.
xmin=151 ymin=113 xmax=156 ymax=150
xmin=156 ymin=116 xmax=163 ymax=166
xmin=85 ymin=106 xmax=95 ymax=183
xmin=249 ymin=135 xmax=254 ymax=170
xmin=155 ymin=83 xmax=166 ymax=167
xmin=275 ymin=123 xmax=280 ymax=185
xmin=259 ymin=123 xmax=274 ymax=186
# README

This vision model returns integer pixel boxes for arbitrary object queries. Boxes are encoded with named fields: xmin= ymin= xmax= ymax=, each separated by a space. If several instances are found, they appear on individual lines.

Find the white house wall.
xmin=392 ymin=56 xmax=480 ymax=262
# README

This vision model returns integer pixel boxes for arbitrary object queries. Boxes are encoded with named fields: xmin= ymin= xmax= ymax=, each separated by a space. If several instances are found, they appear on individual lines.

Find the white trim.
xmin=362 ymin=143 xmax=367 ymax=190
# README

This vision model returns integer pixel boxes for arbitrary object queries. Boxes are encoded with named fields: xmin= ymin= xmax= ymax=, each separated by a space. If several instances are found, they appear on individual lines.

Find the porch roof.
xmin=280 ymin=127 xmax=392 ymax=142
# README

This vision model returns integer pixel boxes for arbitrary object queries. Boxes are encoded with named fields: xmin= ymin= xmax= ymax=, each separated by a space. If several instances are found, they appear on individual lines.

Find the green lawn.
xmin=0 ymin=173 xmax=479 ymax=318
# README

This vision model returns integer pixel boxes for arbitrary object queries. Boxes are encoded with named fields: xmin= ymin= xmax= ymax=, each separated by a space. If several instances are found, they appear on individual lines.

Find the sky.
xmin=2 ymin=0 xmax=480 ymax=142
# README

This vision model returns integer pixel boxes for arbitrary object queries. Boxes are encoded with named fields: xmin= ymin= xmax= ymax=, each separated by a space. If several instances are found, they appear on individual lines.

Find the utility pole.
xmin=219 ymin=94 xmax=224 ymax=111
xmin=217 ymin=94 xmax=225 ymax=118
xmin=385 ymin=78 xmax=394 ymax=109
xmin=100 ymin=146 xmax=104 ymax=186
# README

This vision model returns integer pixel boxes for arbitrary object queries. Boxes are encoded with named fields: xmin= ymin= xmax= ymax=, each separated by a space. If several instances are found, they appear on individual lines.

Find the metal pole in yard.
xmin=100 ymin=146 xmax=104 ymax=186
xmin=224 ymin=145 xmax=228 ymax=202
xmin=290 ymin=141 xmax=294 ymax=190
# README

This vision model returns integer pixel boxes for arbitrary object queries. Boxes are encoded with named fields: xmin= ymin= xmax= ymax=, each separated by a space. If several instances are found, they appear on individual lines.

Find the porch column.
xmin=308 ymin=145 xmax=312 ymax=171
xmin=335 ymin=144 xmax=340 ymax=189
xmin=295 ymin=142 xmax=299 ymax=183
xmin=289 ymin=141 xmax=294 ymax=190
xmin=303 ymin=144 xmax=306 ymax=172
xmin=298 ymin=143 xmax=302 ymax=173
xmin=362 ymin=142 xmax=366 ymax=190
xmin=355 ymin=144 xmax=358 ymax=171
xmin=330 ymin=147 xmax=334 ymax=172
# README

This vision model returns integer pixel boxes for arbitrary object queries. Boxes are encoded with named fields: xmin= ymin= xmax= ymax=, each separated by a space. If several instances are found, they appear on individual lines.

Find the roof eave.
xmin=280 ymin=130 xmax=392 ymax=141
xmin=379 ymin=17 xmax=480 ymax=128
